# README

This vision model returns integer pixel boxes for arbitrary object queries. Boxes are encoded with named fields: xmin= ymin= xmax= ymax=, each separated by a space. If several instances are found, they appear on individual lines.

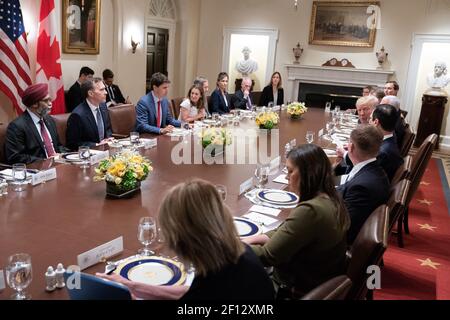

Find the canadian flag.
xmin=36 ymin=0 xmax=66 ymax=114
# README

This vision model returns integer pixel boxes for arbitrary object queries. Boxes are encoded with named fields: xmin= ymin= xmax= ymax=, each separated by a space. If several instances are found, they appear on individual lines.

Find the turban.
xmin=21 ymin=83 xmax=49 ymax=107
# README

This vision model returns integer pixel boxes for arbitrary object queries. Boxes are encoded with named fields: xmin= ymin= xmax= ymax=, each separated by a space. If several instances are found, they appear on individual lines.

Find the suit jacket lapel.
xmin=82 ymin=101 xmax=99 ymax=138
xmin=43 ymin=116 xmax=59 ymax=150
xmin=148 ymin=93 xmax=158 ymax=125
xmin=24 ymin=111 xmax=45 ymax=150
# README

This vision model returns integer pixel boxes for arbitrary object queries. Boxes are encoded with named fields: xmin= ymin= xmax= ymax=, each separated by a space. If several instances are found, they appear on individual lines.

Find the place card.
xmin=273 ymin=174 xmax=288 ymax=185
xmin=239 ymin=177 xmax=253 ymax=195
xmin=250 ymin=205 xmax=281 ymax=217
xmin=289 ymin=138 xmax=297 ymax=147
xmin=269 ymin=156 xmax=281 ymax=172
xmin=0 ymin=270 xmax=5 ymax=290
xmin=318 ymin=129 xmax=324 ymax=137
xmin=90 ymin=150 xmax=110 ymax=165
xmin=261 ymin=220 xmax=283 ymax=233
xmin=143 ymin=138 xmax=157 ymax=150
xmin=77 ymin=236 xmax=124 ymax=271
xmin=244 ymin=212 xmax=279 ymax=226
xmin=31 ymin=168 xmax=57 ymax=186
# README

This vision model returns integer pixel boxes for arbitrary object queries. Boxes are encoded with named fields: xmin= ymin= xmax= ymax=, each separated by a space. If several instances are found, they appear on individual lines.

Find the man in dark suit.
xmin=135 ymin=72 xmax=181 ymax=135
xmin=103 ymin=69 xmax=129 ymax=106
xmin=66 ymin=78 xmax=113 ymax=151
xmin=381 ymin=95 xmax=405 ymax=148
xmin=66 ymin=66 xmax=95 ymax=113
xmin=336 ymin=126 xmax=390 ymax=244
xmin=5 ymin=83 xmax=64 ymax=164
xmin=371 ymin=104 xmax=404 ymax=182
xmin=231 ymin=77 xmax=253 ymax=110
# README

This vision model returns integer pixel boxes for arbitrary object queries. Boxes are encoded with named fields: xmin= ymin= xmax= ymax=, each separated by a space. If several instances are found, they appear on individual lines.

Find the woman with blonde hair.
xmin=98 ymin=179 xmax=274 ymax=300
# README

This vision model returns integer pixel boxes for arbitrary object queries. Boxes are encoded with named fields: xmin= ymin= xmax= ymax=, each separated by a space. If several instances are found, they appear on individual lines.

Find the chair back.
xmin=0 ymin=122 xmax=7 ymax=163
xmin=400 ymin=124 xmax=415 ymax=157
xmin=346 ymin=205 xmax=389 ymax=300
xmin=387 ymin=179 xmax=410 ymax=232
xmin=250 ymin=91 xmax=262 ymax=106
xmin=108 ymin=104 xmax=136 ymax=137
xmin=301 ymin=275 xmax=352 ymax=300
xmin=51 ymin=113 xmax=70 ymax=147
xmin=63 ymin=271 xmax=131 ymax=300
xmin=391 ymin=155 xmax=411 ymax=186
xmin=171 ymin=97 xmax=184 ymax=119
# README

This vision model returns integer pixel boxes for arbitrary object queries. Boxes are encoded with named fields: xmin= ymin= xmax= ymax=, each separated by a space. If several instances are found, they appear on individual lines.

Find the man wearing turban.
xmin=5 ymin=83 xmax=64 ymax=164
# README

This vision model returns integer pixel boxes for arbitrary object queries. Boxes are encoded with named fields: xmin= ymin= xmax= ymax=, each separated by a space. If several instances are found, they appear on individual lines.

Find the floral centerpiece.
xmin=255 ymin=111 xmax=279 ymax=129
xmin=287 ymin=102 xmax=307 ymax=119
xmin=94 ymin=152 xmax=152 ymax=197
xmin=198 ymin=128 xmax=232 ymax=156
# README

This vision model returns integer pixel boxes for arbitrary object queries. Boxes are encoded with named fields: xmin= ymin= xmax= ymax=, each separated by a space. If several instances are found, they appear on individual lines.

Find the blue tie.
xmin=96 ymin=107 xmax=105 ymax=141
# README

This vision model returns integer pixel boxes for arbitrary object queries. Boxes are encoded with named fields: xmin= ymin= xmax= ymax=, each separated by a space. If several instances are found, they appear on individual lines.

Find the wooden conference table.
xmin=0 ymin=109 xmax=335 ymax=300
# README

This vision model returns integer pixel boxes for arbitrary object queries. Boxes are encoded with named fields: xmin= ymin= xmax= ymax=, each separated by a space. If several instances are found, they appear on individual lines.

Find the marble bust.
xmin=235 ymin=46 xmax=258 ymax=77
xmin=427 ymin=61 xmax=450 ymax=89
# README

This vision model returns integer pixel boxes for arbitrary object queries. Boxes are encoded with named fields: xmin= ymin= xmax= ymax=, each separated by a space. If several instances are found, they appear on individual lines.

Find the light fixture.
xmin=294 ymin=0 xmax=299 ymax=10
xmin=131 ymin=37 xmax=140 ymax=54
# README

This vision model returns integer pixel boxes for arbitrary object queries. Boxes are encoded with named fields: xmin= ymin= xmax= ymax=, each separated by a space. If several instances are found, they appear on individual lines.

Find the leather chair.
xmin=301 ymin=275 xmax=352 ymax=300
xmin=171 ymin=97 xmax=184 ymax=119
xmin=250 ymin=91 xmax=262 ymax=106
xmin=388 ymin=179 xmax=410 ymax=248
xmin=0 ymin=122 xmax=7 ymax=164
xmin=346 ymin=205 xmax=389 ymax=300
xmin=51 ymin=113 xmax=70 ymax=147
xmin=107 ymin=104 xmax=136 ymax=138
xmin=400 ymin=124 xmax=416 ymax=158
xmin=391 ymin=155 xmax=411 ymax=186
xmin=402 ymin=134 xmax=438 ymax=234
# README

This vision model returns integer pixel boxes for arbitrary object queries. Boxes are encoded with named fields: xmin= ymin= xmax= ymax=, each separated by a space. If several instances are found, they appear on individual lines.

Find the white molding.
xmin=222 ymin=27 xmax=279 ymax=85
xmin=285 ymin=64 xmax=394 ymax=102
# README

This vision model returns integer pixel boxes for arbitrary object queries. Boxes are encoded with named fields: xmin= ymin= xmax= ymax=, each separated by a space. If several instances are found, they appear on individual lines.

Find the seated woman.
xmin=259 ymin=71 xmax=284 ymax=107
xmin=178 ymin=85 xmax=206 ymax=123
xmin=209 ymin=72 xmax=230 ymax=115
xmin=243 ymin=144 xmax=350 ymax=297
xmin=98 ymin=179 xmax=275 ymax=300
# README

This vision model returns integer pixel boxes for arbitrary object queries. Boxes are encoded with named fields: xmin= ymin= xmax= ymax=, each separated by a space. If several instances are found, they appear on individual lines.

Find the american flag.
xmin=0 ymin=0 xmax=31 ymax=114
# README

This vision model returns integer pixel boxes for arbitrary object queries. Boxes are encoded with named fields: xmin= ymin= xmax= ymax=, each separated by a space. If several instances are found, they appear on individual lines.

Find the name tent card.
xmin=31 ymin=168 xmax=57 ymax=186
xmin=144 ymin=138 xmax=158 ymax=150
xmin=239 ymin=177 xmax=253 ymax=196
xmin=77 ymin=237 xmax=124 ymax=270
xmin=90 ymin=151 xmax=110 ymax=166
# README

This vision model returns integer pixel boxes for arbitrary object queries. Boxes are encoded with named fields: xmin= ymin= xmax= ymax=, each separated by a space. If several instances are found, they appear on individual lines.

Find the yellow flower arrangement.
xmin=94 ymin=152 xmax=152 ymax=191
xmin=198 ymin=128 xmax=233 ymax=148
xmin=287 ymin=102 xmax=308 ymax=118
xmin=255 ymin=111 xmax=279 ymax=129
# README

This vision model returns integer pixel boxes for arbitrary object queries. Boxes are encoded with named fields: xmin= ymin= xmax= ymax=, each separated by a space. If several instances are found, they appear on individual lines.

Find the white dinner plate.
xmin=234 ymin=218 xmax=262 ymax=238
xmin=256 ymin=189 xmax=299 ymax=205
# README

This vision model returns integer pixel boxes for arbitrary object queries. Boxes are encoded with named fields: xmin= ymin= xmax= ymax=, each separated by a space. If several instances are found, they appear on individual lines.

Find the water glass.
xmin=215 ymin=184 xmax=227 ymax=201
xmin=130 ymin=132 xmax=140 ymax=148
xmin=325 ymin=102 xmax=332 ymax=113
xmin=306 ymin=131 xmax=314 ymax=144
xmin=326 ymin=121 xmax=335 ymax=137
xmin=212 ymin=113 xmax=219 ymax=122
xmin=137 ymin=217 xmax=156 ymax=256
xmin=0 ymin=177 xmax=8 ymax=196
xmin=335 ymin=105 xmax=341 ymax=113
xmin=78 ymin=146 xmax=91 ymax=169
xmin=6 ymin=253 xmax=32 ymax=300
xmin=255 ymin=164 xmax=270 ymax=189
xmin=233 ymin=116 xmax=240 ymax=126
xmin=12 ymin=163 xmax=27 ymax=192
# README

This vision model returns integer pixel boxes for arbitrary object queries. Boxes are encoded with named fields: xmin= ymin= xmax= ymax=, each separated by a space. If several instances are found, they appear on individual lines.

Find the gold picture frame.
xmin=309 ymin=1 xmax=380 ymax=48
xmin=62 ymin=0 xmax=101 ymax=54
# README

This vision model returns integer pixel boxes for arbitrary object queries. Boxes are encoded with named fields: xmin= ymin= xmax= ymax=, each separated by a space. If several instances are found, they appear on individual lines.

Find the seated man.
xmin=380 ymin=95 xmax=405 ymax=148
xmin=231 ymin=77 xmax=253 ymax=110
xmin=66 ymin=78 xmax=113 ymax=151
xmin=355 ymin=95 xmax=379 ymax=124
xmin=336 ymin=126 xmax=390 ymax=244
xmin=371 ymin=104 xmax=404 ymax=182
xmin=67 ymin=66 xmax=95 ymax=113
xmin=5 ymin=84 xmax=64 ymax=164
xmin=135 ymin=72 xmax=181 ymax=135
xmin=103 ymin=69 xmax=129 ymax=106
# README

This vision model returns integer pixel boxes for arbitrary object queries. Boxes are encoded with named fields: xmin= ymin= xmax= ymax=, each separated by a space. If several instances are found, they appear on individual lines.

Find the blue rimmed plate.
xmin=61 ymin=152 xmax=83 ymax=162
xmin=234 ymin=218 xmax=262 ymax=238
xmin=256 ymin=189 xmax=299 ymax=205
xmin=115 ymin=256 xmax=186 ymax=286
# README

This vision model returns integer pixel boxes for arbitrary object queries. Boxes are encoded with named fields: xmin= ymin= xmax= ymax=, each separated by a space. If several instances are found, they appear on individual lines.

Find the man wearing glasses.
xmin=5 ymin=83 xmax=64 ymax=164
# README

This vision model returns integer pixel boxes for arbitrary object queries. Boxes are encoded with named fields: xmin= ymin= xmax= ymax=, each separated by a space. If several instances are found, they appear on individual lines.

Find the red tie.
xmin=157 ymin=100 xmax=162 ymax=128
xmin=39 ymin=120 xmax=56 ymax=157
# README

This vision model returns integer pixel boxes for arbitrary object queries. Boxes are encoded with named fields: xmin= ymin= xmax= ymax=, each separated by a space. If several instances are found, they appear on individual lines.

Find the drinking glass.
xmin=78 ymin=146 xmax=91 ymax=169
xmin=267 ymin=102 xmax=274 ymax=109
xmin=254 ymin=164 xmax=270 ymax=189
xmin=0 ymin=177 xmax=8 ymax=196
xmin=326 ymin=121 xmax=334 ymax=138
xmin=12 ymin=163 xmax=27 ymax=192
xmin=212 ymin=113 xmax=219 ymax=122
xmin=6 ymin=253 xmax=32 ymax=300
xmin=325 ymin=102 xmax=332 ymax=113
xmin=130 ymin=132 xmax=140 ymax=148
xmin=306 ymin=131 xmax=314 ymax=144
xmin=215 ymin=184 xmax=227 ymax=201
xmin=137 ymin=217 xmax=156 ymax=256
xmin=335 ymin=105 xmax=341 ymax=113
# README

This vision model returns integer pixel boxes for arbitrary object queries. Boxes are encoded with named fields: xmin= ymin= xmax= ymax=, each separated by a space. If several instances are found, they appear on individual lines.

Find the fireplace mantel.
xmin=285 ymin=64 xmax=394 ymax=101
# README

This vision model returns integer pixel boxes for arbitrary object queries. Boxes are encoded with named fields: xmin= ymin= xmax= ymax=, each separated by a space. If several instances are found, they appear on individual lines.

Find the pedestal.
xmin=414 ymin=94 xmax=448 ymax=149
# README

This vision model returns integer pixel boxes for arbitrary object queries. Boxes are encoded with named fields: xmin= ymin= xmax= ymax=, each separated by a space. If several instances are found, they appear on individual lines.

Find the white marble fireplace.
xmin=285 ymin=64 xmax=395 ymax=102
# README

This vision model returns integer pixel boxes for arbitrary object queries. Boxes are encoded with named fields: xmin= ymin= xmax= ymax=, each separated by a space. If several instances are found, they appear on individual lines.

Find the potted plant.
xmin=199 ymin=128 xmax=232 ymax=157
xmin=287 ymin=102 xmax=308 ymax=119
xmin=255 ymin=111 xmax=279 ymax=129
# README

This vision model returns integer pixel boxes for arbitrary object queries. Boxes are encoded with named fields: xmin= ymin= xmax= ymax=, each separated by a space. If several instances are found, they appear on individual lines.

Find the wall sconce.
xmin=131 ymin=37 xmax=140 ymax=54
xmin=294 ymin=0 xmax=299 ymax=11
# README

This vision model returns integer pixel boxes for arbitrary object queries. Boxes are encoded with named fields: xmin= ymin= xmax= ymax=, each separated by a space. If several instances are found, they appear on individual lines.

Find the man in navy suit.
xmin=135 ymin=72 xmax=181 ymax=135
xmin=66 ymin=78 xmax=113 ymax=151
xmin=371 ymin=104 xmax=404 ymax=182
xmin=103 ymin=69 xmax=129 ymax=106
xmin=5 ymin=83 xmax=64 ymax=164
xmin=231 ymin=77 xmax=253 ymax=110
xmin=336 ymin=126 xmax=390 ymax=244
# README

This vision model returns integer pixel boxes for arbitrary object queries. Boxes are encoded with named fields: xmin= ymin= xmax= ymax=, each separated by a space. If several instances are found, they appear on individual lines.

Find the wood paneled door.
xmin=146 ymin=27 xmax=169 ymax=93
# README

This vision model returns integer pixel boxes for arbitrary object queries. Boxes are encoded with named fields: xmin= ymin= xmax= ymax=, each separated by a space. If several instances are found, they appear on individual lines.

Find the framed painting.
xmin=62 ymin=0 xmax=101 ymax=54
xmin=309 ymin=1 xmax=380 ymax=48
